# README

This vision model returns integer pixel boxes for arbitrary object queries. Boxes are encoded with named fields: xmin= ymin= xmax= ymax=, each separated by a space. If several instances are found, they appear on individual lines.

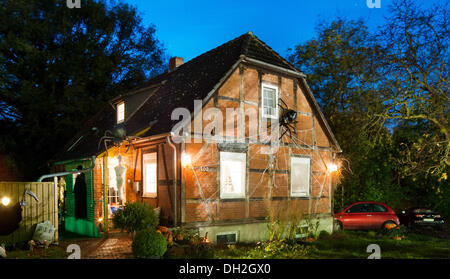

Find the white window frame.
xmin=290 ymin=156 xmax=311 ymax=197
xmin=220 ymin=151 xmax=246 ymax=199
xmin=143 ymin=152 xmax=157 ymax=198
xmin=261 ymin=82 xmax=279 ymax=119
xmin=117 ymin=101 xmax=125 ymax=123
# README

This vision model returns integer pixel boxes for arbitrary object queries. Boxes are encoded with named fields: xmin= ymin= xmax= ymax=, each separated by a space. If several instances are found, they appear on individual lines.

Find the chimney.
xmin=169 ymin=57 xmax=184 ymax=71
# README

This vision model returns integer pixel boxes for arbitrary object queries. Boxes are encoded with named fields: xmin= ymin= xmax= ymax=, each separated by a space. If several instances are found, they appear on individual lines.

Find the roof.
xmin=55 ymin=32 xmax=341 ymax=162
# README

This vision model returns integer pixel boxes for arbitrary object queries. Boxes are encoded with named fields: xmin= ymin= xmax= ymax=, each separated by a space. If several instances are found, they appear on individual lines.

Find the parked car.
xmin=398 ymin=208 xmax=445 ymax=229
xmin=334 ymin=202 xmax=400 ymax=231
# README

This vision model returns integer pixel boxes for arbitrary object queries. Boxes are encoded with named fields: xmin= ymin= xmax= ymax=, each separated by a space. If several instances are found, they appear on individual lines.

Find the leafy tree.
xmin=288 ymin=19 xmax=391 ymax=209
xmin=370 ymin=0 xmax=449 ymax=177
xmin=0 ymin=0 xmax=166 ymax=179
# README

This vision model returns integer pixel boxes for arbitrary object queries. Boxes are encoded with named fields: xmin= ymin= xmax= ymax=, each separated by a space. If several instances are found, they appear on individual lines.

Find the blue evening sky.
xmin=122 ymin=0 xmax=442 ymax=62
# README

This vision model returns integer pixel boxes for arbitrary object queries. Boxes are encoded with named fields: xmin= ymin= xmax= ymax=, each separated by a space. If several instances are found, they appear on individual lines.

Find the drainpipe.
xmin=38 ymin=156 xmax=96 ymax=182
xmin=166 ymin=136 xmax=177 ymax=227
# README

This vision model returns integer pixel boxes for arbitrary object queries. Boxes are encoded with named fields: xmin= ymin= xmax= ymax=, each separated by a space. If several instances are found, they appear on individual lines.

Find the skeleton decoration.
xmin=114 ymin=155 xmax=126 ymax=201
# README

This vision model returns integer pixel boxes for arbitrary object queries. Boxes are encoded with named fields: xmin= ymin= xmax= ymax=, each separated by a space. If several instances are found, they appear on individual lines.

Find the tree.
xmin=288 ymin=19 xmax=391 ymax=209
xmin=0 ymin=0 xmax=166 ymax=179
xmin=370 ymin=0 xmax=449 ymax=177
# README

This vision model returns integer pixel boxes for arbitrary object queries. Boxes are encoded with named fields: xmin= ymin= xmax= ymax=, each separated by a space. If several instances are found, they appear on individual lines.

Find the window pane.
xmin=262 ymin=85 xmax=277 ymax=117
xmin=117 ymin=102 xmax=125 ymax=123
xmin=291 ymin=157 xmax=310 ymax=197
xmin=347 ymin=204 xmax=371 ymax=213
xmin=371 ymin=204 xmax=388 ymax=212
xmin=143 ymin=153 xmax=157 ymax=196
xmin=220 ymin=152 xmax=246 ymax=199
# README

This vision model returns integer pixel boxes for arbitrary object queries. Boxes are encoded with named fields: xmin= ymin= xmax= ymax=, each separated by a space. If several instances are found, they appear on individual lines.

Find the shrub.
xmin=247 ymin=239 xmax=312 ymax=259
xmin=112 ymin=202 xmax=158 ymax=233
xmin=318 ymin=230 xmax=330 ymax=239
xmin=132 ymin=229 xmax=167 ymax=258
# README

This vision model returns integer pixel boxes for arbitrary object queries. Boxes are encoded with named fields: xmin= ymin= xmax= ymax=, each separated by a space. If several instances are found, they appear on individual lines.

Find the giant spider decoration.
xmin=97 ymin=126 xmax=136 ymax=154
xmin=278 ymin=98 xmax=297 ymax=140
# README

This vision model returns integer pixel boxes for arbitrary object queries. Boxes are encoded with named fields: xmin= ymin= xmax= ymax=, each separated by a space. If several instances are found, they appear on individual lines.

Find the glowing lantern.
xmin=328 ymin=163 xmax=338 ymax=173
xmin=182 ymin=153 xmax=191 ymax=167
xmin=1 ymin=197 xmax=10 ymax=206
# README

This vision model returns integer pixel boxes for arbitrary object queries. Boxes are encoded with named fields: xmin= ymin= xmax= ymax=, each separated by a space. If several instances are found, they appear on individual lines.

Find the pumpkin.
xmin=175 ymin=233 xmax=183 ymax=241
xmin=167 ymin=234 xmax=173 ymax=245
xmin=157 ymin=226 xmax=169 ymax=233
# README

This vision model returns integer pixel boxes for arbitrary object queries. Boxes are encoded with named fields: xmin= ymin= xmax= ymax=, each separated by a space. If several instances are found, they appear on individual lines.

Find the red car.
xmin=334 ymin=202 xmax=400 ymax=230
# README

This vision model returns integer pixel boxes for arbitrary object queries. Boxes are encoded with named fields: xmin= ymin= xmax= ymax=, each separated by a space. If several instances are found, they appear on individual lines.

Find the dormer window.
xmin=261 ymin=83 xmax=278 ymax=119
xmin=117 ymin=101 xmax=125 ymax=123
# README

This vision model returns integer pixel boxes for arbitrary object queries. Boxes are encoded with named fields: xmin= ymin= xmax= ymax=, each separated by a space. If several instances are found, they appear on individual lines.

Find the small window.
xmin=217 ymin=232 xmax=238 ymax=245
xmin=261 ymin=83 xmax=278 ymax=119
xmin=117 ymin=102 xmax=125 ymax=123
xmin=143 ymin=152 xmax=157 ymax=197
xmin=220 ymin=152 xmax=246 ymax=199
xmin=290 ymin=157 xmax=310 ymax=197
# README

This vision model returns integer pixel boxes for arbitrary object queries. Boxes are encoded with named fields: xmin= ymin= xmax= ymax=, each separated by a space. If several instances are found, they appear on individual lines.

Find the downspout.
xmin=38 ymin=156 xmax=96 ymax=182
xmin=166 ymin=136 xmax=177 ymax=227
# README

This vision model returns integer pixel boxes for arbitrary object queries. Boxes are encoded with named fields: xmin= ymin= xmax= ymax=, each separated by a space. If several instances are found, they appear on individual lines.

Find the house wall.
xmin=181 ymin=64 xmax=337 ymax=241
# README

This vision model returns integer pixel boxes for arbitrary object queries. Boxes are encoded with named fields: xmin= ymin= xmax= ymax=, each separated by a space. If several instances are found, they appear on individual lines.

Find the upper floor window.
xmin=117 ymin=102 xmax=125 ymax=123
xmin=261 ymin=83 xmax=278 ymax=119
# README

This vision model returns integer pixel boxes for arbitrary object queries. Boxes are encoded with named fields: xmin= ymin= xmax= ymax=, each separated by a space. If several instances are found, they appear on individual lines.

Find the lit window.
xmin=117 ymin=102 xmax=125 ymax=123
xmin=290 ymin=157 xmax=310 ymax=197
xmin=220 ymin=152 xmax=246 ymax=199
xmin=143 ymin=152 xmax=157 ymax=197
xmin=261 ymin=83 xmax=278 ymax=119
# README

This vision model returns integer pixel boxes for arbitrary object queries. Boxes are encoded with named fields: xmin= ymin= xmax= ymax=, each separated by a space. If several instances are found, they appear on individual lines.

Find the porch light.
xmin=1 ymin=197 xmax=11 ymax=206
xmin=182 ymin=153 xmax=191 ymax=167
xmin=328 ymin=163 xmax=338 ymax=173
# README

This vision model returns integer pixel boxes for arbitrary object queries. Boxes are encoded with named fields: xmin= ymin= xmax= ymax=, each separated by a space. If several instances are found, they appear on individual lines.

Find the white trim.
xmin=290 ymin=156 xmax=311 ymax=197
xmin=220 ymin=151 xmax=246 ymax=199
xmin=261 ymin=82 xmax=279 ymax=119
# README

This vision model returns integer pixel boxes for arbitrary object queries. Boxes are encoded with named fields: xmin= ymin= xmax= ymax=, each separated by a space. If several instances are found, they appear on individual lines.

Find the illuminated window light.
xmin=117 ymin=102 xmax=125 ymax=123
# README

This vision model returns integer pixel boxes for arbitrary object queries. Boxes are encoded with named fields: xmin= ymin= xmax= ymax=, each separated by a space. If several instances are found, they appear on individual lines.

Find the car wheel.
xmin=381 ymin=221 xmax=397 ymax=230
xmin=334 ymin=221 xmax=343 ymax=232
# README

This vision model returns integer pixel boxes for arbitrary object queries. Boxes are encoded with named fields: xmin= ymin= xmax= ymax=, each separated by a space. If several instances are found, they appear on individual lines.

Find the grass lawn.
xmin=309 ymin=230 xmax=450 ymax=259
xmin=214 ymin=230 xmax=450 ymax=259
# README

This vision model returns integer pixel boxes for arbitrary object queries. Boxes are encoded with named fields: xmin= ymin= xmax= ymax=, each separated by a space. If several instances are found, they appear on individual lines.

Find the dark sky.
xmin=123 ymin=0 xmax=442 ymax=62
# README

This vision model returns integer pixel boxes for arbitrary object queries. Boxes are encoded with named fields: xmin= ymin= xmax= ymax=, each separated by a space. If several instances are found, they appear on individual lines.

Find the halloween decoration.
xmin=97 ymin=126 xmax=137 ymax=154
xmin=32 ymin=221 xmax=56 ymax=246
xmin=114 ymin=155 xmax=126 ymax=201
xmin=278 ymin=98 xmax=297 ymax=140
xmin=73 ymin=167 xmax=87 ymax=219
xmin=0 ymin=189 xmax=39 ymax=236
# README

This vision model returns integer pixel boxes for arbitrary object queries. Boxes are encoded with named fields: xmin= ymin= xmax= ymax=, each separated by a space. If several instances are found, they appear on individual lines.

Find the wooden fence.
xmin=0 ymin=182 xmax=58 ymax=246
